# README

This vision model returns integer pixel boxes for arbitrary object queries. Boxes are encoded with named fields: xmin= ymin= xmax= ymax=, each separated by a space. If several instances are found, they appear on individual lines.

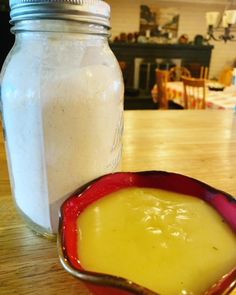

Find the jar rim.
xmin=10 ymin=0 xmax=110 ymax=28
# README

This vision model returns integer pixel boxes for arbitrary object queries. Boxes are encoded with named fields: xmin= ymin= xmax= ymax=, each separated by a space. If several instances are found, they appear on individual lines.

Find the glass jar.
xmin=0 ymin=0 xmax=124 ymax=238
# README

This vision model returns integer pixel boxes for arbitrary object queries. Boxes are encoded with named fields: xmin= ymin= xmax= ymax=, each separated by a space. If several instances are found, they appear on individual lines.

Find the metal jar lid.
xmin=10 ymin=0 xmax=110 ymax=28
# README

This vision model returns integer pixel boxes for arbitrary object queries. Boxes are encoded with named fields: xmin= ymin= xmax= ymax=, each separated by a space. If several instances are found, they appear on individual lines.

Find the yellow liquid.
xmin=77 ymin=187 xmax=236 ymax=295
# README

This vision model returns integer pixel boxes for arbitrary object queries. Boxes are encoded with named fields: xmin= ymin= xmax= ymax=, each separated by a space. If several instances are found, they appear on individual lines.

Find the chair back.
xmin=219 ymin=68 xmax=233 ymax=86
xmin=182 ymin=77 xmax=206 ymax=109
xmin=155 ymin=69 xmax=169 ymax=109
xmin=169 ymin=66 xmax=191 ymax=81
xmin=200 ymin=66 xmax=209 ymax=79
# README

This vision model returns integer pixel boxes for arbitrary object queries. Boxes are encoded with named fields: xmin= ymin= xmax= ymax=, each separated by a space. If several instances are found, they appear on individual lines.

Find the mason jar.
xmin=0 ymin=0 xmax=124 ymax=238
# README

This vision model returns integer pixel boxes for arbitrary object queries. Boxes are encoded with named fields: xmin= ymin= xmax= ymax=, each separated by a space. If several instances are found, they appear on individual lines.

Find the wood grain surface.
xmin=0 ymin=110 xmax=236 ymax=295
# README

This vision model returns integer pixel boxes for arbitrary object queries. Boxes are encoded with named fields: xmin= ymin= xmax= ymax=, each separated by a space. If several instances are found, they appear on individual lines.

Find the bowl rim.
xmin=58 ymin=170 xmax=236 ymax=295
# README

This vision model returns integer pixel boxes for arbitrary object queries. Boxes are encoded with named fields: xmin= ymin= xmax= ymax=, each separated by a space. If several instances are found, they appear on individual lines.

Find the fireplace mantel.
xmin=110 ymin=43 xmax=214 ymax=62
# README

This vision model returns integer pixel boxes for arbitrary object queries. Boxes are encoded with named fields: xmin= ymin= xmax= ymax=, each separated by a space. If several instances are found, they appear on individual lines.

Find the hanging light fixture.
xmin=206 ymin=1 xmax=236 ymax=42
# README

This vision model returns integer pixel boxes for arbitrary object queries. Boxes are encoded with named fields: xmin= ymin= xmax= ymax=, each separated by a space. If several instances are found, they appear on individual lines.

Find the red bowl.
xmin=58 ymin=171 xmax=236 ymax=295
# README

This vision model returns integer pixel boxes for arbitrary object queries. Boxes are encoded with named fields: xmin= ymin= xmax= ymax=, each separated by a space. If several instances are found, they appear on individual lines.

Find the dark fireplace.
xmin=134 ymin=58 xmax=182 ymax=93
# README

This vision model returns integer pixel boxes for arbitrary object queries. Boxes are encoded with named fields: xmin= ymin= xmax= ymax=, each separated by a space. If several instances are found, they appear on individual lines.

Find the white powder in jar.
xmin=1 ymin=33 xmax=124 ymax=233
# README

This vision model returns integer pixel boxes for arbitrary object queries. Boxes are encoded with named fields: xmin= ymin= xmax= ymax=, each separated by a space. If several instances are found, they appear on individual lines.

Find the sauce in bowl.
xmin=77 ymin=187 xmax=236 ymax=295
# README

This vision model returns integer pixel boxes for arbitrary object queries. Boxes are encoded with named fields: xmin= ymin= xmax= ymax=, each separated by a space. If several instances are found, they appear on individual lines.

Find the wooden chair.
xmin=155 ymin=69 xmax=169 ymax=109
xmin=169 ymin=66 xmax=191 ymax=81
xmin=200 ymin=66 xmax=209 ymax=79
xmin=182 ymin=77 xmax=206 ymax=109
xmin=219 ymin=68 xmax=233 ymax=86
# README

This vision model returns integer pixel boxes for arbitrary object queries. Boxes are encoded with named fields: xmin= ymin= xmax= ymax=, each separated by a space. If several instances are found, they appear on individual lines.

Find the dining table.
xmin=167 ymin=81 xmax=236 ymax=110
xmin=1 ymin=110 xmax=236 ymax=295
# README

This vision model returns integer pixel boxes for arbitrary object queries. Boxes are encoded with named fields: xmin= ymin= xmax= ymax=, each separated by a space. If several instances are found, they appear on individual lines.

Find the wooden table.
xmin=1 ymin=110 xmax=236 ymax=295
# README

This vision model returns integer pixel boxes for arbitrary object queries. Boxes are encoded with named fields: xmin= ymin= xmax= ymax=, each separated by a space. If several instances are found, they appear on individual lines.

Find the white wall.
xmin=107 ymin=0 xmax=236 ymax=79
